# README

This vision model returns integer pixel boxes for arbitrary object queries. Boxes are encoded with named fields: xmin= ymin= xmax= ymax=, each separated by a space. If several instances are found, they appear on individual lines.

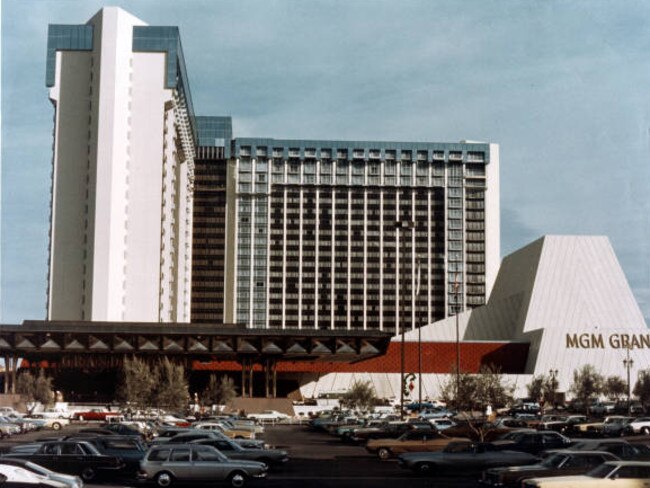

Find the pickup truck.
xmin=72 ymin=410 xmax=121 ymax=422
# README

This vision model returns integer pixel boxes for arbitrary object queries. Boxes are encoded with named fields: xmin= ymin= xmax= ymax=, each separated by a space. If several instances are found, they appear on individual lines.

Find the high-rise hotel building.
xmin=46 ymin=8 xmax=500 ymax=334
xmin=221 ymin=140 xmax=499 ymax=333
xmin=46 ymin=8 xmax=195 ymax=322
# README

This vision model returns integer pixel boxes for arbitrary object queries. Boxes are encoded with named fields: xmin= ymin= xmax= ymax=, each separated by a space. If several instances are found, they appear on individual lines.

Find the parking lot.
xmin=0 ymin=423 xmax=479 ymax=488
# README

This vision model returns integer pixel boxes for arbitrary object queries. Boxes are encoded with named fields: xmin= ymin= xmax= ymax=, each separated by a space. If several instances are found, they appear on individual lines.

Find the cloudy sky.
xmin=2 ymin=0 xmax=649 ymax=324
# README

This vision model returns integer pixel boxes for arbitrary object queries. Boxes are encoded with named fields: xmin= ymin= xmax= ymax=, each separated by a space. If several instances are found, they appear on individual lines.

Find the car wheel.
xmin=81 ymin=467 xmax=96 ymax=481
xmin=642 ymin=427 xmax=650 ymax=435
xmin=51 ymin=422 xmax=62 ymax=431
xmin=416 ymin=462 xmax=434 ymax=476
xmin=227 ymin=471 xmax=247 ymax=488
xmin=155 ymin=471 xmax=173 ymax=487
xmin=377 ymin=448 xmax=392 ymax=460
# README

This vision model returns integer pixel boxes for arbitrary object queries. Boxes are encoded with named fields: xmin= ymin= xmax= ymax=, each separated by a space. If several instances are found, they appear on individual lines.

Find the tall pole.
xmin=417 ymin=258 xmax=422 ymax=411
xmin=454 ymin=273 xmax=461 ymax=409
xmin=624 ymin=346 xmax=634 ymax=416
xmin=397 ymin=223 xmax=405 ymax=420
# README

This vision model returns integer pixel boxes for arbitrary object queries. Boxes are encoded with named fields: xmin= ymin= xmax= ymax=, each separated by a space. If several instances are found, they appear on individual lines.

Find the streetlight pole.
xmin=453 ymin=273 xmax=461 ymax=409
xmin=396 ymin=220 xmax=415 ymax=420
xmin=416 ymin=258 xmax=422 ymax=412
xmin=623 ymin=346 xmax=634 ymax=416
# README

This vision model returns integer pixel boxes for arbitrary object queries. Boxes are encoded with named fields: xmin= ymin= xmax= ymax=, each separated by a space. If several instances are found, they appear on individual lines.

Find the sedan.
xmin=397 ymin=441 xmax=539 ymax=476
xmin=366 ymin=430 xmax=465 ymax=460
xmin=0 ymin=459 xmax=83 ymax=488
xmin=3 ymin=440 xmax=124 ymax=481
xmin=139 ymin=444 xmax=267 ymax=487
xmin=191 ymin=438 xmax=290 ymax=467
xmin=521 ymin=460 xmax=650 ymax=487
xmin=480 ymin=450 xmax=619 ymax=487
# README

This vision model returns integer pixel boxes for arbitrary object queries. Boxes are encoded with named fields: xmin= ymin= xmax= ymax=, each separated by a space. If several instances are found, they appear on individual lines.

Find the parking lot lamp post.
xmin=453 ymin=273 xmax=461 ymax=410
xmin=623 ymin=346 xmax=634 ymax=416
xmin=396 ymin=220 xmax=415 ymax=419
xmin=416 ymin=258 xmax=422 ymax=412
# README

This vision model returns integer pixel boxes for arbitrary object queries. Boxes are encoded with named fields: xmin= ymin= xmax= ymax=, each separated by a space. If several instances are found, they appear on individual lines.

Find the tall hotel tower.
xmin=222 ymin=140 xmax=499 ymax=333
xmin=45 ymin=8 xmax=500 ymax=334
xmin=46 ymin=8 xmax=195 ymax=322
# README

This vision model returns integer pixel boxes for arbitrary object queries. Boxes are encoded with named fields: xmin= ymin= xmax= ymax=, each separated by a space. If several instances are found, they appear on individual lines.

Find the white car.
xmin=522 ymin=461 xmax=650 ymax=487
xmin=0 ymin=460 xmax=82 ymax=488
xmin=247 ymin=410 xmax=290 ymax=422
xmin=428 ymin=418 xmax=456 ymax=430
xmin=627 ymin=417 xmax=650 ymax=435
xmin=0 ymin=464 xmax=73 ymax=488
xmin=24 ymin=414 xmax=70 ymax=430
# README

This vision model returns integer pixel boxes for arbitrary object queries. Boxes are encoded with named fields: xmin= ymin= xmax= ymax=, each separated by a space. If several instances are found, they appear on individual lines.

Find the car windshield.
xmin=542 ymin=454 xmax=567 ymax=468
xmin=587 ymin=464 xmax=615 ymax=479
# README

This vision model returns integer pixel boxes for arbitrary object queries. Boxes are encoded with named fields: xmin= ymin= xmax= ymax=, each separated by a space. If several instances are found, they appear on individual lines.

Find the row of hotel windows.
xmin=239 ymin=159 xmax=484 ymax=175
xmin=238 ymin=146 xmax=485 ymax=162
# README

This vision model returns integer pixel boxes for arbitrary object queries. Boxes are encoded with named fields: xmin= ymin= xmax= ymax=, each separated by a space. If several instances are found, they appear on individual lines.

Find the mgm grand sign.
xmin=566 ymin=332 xmax=650 ymax=349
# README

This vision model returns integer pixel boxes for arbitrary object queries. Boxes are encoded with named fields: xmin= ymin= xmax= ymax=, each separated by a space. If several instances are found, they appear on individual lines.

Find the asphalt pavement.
xmin=0 ymin=422 xmax=480 ymax=487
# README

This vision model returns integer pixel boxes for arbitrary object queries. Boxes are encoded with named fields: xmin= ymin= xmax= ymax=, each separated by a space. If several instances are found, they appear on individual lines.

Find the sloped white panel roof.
xmin=394 ymin=235 xmax=649 ymax=391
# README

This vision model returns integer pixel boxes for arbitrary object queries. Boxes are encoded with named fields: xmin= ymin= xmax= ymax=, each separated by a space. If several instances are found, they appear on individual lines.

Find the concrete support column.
xmin=3 ymin=357 xmax=8 ymax=394
xmin=264 ymin=358 xmax=278 ymax=398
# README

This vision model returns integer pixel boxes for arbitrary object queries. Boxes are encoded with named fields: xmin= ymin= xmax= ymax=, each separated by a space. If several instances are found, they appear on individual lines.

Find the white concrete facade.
xmin=47 ymin=7 xmax=194 ymax=322
xmin=299 ymin=235 xmax=649 ymax=400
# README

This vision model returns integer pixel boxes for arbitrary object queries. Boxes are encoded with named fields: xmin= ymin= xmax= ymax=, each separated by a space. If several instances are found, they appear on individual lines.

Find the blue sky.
xmin=2 ymin=0 xmax=649 ymax=324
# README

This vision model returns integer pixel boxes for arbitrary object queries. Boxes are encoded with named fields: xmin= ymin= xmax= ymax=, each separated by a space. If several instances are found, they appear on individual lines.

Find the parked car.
xmin=492 ymin=431 xmax=571 ymax=455
xmin=3 ymin=440 xmax=124 ymax=481
xmin=0 ymin=458 xmax=83 ymax=488
xmin=23 ymin=414 xmax=69 ymax=431
xmin=626 ymin=417 xmax=650 ymax=435
xmin=154 ymin=430 xmax=265 ymax=449
xmin=546 ymin=440 xmax=650 ymax=461
xmin=614 ymin=400 xmax=645 ymax=415
xmin=418 ymin=407 xmax=455 ymax=420
xmin=589 ymin=401 xmax=616 ymax=416
xmin=428 ymin=418 xmax=456 ymax=431
xmin=521 ymin=460 xmax=650 ymax=487
xmin=349 ymin=421 xmax=428 ymax=443
xmin=72 ymin=409 xmax=121 ymax=422
xmin=191 ymin=438 xmax=289 ymax=467
xmin=480 ymin=450 xmax=619 ymax=487
xmin=192 ymin=422 xmax=257 ymax=440
xmin=246 ymin=410 xmax=290 ymax=422
xmin=0 ymin=463 xmax=73 ymax=488
xmin=584 ymin=415 xmax=631 ymax=436
xmin=397 ymin=441 xmax=539 ymax=475
xmin=100 ymin=423 xmax=145 ymax=438
xmin=139 ymin=444 xmax=268 ymax=487
xmin=600 ymin=417 xmax=635 ymax=437
xmin=366 ymin=429 xmax=464 ymax=460
xmin=66 ymin=435 xmax=147 ymax=475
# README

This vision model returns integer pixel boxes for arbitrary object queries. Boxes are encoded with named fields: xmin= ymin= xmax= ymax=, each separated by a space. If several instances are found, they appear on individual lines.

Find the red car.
xmin=73 ymin=410 xmax=121 ymax=421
